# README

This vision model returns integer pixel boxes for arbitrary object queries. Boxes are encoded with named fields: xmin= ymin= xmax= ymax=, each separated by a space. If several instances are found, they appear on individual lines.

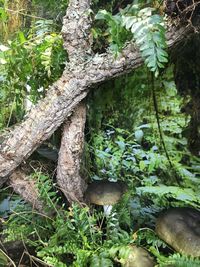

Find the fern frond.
xmin=122 ymin=7 xmax=168 ymax=76
xmin=158 ymin=253 xmax=200 ymax=267
xmin=136 ymin=185 xmax=200 ymax=207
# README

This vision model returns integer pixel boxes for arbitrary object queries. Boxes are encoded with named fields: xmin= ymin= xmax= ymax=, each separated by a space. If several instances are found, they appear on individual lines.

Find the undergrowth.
xmin=0 ymin=1 xmax=200 ymax=266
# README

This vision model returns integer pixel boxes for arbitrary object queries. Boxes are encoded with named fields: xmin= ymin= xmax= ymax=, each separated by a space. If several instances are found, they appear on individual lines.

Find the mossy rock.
xmin=123 ymin=246 xmax=155 ymax=267
xmin=156 ymin=207 xmax=200 ymax=257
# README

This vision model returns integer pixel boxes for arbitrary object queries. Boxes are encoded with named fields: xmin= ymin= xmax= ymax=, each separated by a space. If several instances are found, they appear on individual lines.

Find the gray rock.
xmin=156 ymin=207 xmax=200 ymax=257
xmin=123 ymin=246 xmax=155 ymax=267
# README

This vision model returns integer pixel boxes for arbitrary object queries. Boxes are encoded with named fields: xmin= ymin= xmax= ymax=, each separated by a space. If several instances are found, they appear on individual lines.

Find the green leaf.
xmin=0 ymin=250 xmax=10 ymax=266
xmin=95 ymin=10 xmax=112 ymax=21
xmin=18 ymin=32 xmax=26 ymax=44
xmin=90 ymin=254 xmax=113 ymax=267
xmin=122 ymin=16 xmax=135 ymax=29
xmin=122 ymin=8 xmax=168 ymax=75
xmin=0 ymin=7 xmax=8 ymax=22
xmin=131 ymin=21 xmax=143 ymax=35
xmin=135 ymin=129 xmax=144 ymax=143
xmin=136 ymin=185 xmax=199 ymax=204
xmin=139 ymin=160 xmax=146 ymax=171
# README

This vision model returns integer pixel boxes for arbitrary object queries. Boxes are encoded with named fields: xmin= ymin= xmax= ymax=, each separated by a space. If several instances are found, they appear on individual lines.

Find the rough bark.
xmin=57 ymin=103 xmax=87 ymax=203
xmin=8 ymin=169 xmax=45 ymax=212
xmin=56 ymin=0 xmax=91 ymax=203
xmin=0 ymin=0 xmax=196 ymax=187
xmin=62 ymin=0 xmax=92 ymax=60
xmin=0 ymin=132 xmax=44 ymax=210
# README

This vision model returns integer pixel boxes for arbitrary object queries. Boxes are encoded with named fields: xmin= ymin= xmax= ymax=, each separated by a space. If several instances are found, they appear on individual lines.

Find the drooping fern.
xmin=96 ymin=6 xmax=168 ymax=76
xmin=122 ymin=7 xmax=168 ymax=76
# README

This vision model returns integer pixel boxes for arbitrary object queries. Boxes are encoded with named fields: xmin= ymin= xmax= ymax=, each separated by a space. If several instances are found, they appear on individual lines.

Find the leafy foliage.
xmin=0 ymin=19 xmax=66 ymax=128
xmin=95 ymin=10 xmax=130 ymax=54
xmin=1 ymin=0 xmax=200 ymax=266
xmin=122 ymin=7 xmax=168 ymax=76
xmin=32 ymin=0 xmax=68 ymax=22
xmin=95 ymin=5 xmax=168 ymax=75
xmin=86 ymin=65 xmax=200 ymax=266
xmin=4 ymin=182 xmax=133 ymax=267
xmin=157 ymin=253 xmax=200 ymax=267
xmin=137 ymin=185 xmax=200 ymax=208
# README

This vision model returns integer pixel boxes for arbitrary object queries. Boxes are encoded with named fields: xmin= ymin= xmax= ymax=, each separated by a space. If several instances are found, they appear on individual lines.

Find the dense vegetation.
xmin=0 ymin=0 xmax=200 ymax=266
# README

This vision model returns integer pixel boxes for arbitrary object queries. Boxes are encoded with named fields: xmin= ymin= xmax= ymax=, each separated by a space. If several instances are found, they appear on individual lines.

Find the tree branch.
xmin=56 ymin=0 xmax=92 ymax=203
xmin=8 ymin=169 xmax=45 ymax=212
xmin=62 ymin=0 xmax=92 ymax=61
xmin=57 ymin=103 xmax=87 ymax=203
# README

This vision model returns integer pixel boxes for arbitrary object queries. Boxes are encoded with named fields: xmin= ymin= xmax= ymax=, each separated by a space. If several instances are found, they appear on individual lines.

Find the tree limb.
xmin=57 ymin=103 xmax=87 ymax=203
xmin=62 ymin=0 xmax=92 ymax=61
xmin=8 ymin=169 xmax=45 ymax=212
xmin=56 ymin=0 xmax=91 ymax=203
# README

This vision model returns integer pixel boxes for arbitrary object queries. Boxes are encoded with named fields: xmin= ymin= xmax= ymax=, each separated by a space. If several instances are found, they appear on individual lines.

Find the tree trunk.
xmin=56 ymin=0 xmax=91 ymax=203
xmin=57 ymin=103 xmax=87 ymax=203
xmin=0 ymin=0 xmax=196 ymax=188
